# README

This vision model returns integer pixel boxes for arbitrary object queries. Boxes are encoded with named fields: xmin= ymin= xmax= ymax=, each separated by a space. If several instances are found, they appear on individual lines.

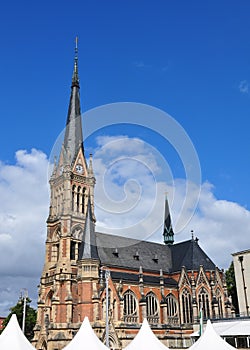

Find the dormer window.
xmin=134 ymin=250 xmax=139 ymax=260
xmin=113 ymin=248 xmax=119 ymax=257
xmin=153 ymin=254 xmax=158 ymax=263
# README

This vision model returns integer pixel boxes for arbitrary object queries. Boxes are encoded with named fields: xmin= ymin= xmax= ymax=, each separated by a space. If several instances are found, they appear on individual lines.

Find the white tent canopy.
xmin=192 ymin=319 xmax=250 ymax=337
xmin=123 ymin=318 xmax=170 ymax=350
xmin=62 ymin=316 xmax=109 ymax=350
xmin=0 ymin=314 xmax=36 ymax=350
xmin=189 ymin=320 xmax=236 ymax=350
xmin=218 ymin=320 xmax=250 ymax=336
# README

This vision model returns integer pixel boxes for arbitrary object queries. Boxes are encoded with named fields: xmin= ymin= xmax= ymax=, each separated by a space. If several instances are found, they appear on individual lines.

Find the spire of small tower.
xmin=78 ymin=196 xmax=99 ymax=260
xmin=163 ymin=193 xmax=174 ymax=245
xmin=63 ymin=37 xmax=84 ymax=165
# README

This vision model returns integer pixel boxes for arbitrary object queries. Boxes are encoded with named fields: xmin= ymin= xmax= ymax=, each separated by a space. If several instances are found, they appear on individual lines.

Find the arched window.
xmin=181 ymin=288 xmax=193 ymax=324
xmin=61 ymin=192 xmax=63 ymax=213
xmin=55 ymin=189 xmax=59 ymax=214
xmin=198 ymin=287 xmax=210 ymax=320
xmin=57 ymin=187 xmax=62 ymax=214
xmin=82 ymin=187 xmax=86 ymax=213
xmin=123 ymin=290 xmax=138 ymax=323
xmin=76 ymin=186 xmax=81 ymax=212
xmin=51 ymin=243 xmax=59 ymax=262
xmin=146 ymin=292 xmax=159 ymax=323
xmin=216 ymin=288 xmax=223 ymax=318
xmin=166 ymin=294 xmax=179 ymax=324
xmin=70 ymin=241 xmax=76 ymax=260
xmin=72 ymin=185 xmax=76 ymax=211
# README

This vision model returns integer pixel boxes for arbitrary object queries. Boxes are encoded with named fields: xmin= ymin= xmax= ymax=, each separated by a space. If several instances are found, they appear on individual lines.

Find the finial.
xmin=191 ymin=230 xmax=194 ymax=240
xmin=72 ymin=36 xmax=79 ymax=87
xmin=75 ymin=36 xmax=78 ymax=62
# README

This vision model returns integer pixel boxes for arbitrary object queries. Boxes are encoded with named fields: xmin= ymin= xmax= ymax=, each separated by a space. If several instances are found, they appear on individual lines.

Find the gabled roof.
xmin=96 ymin=232 xmax=172 ymax=273
xmin=95 ymin=232 xmax=216 ymax=274
xmin=170 ymin=238 xmax=216 ymax=272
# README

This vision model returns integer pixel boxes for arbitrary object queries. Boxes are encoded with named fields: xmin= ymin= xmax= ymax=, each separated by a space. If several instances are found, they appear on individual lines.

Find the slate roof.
xmin=170 ymin=238 xmax=216 ymax=272
xmin=110 ymin=270 xmax=178 ymax=287
xmin=96 ymin=232 xmax=172 ymax=273
xmin=95 ymin=232 xmax=216 ymax=274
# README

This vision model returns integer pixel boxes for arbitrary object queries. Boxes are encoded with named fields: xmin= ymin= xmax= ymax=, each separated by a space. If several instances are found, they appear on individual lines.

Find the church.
xmin=32 ymin=43 xmax=233 ymax=350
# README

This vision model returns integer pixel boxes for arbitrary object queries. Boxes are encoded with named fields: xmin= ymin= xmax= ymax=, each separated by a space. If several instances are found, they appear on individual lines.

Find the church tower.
xmin=33 ymin=39 xmax=99 ymax=350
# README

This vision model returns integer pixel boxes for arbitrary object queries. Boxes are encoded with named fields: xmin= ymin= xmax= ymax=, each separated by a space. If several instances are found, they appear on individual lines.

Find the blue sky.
xmin=0 ymin=0 xmax=250 ymax=315
xmin=1 ymin=0 xmax=250 ymax=207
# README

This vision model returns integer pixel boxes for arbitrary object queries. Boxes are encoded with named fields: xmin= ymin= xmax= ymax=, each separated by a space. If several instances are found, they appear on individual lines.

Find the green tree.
xmin=1 ymin=296 xmax=37 ymax=341
xmin=225 ymin=261 xmax=239 ymax=315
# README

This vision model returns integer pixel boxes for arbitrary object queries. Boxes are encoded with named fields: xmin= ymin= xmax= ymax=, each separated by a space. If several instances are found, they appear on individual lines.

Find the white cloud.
xmin=93 ymin=136 xmax=250 ymax=269
xmin=133 ymin=61 xmax=151 ymax=69
xmin=182 ymin=183 xmax=250 ymax=269
xmin=239 ymin=80 xmax=249 ymax=94
xmin=0 ymin=149 xmax=49 ymax=316
xmin=0 ymin=138 xmax=250 ymax=316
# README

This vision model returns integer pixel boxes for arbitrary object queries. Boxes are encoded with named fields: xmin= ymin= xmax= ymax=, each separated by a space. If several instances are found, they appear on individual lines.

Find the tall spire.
xmin=163 ymin=194 xmax=174 ymax=245
xmin=63 ymin=37 xmax=83 ymax=165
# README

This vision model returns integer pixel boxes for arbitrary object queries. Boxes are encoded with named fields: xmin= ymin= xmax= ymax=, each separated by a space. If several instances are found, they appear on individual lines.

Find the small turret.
xmin=88 ymin=153 xmax=94 ymax=177
xmin=163 ymin=194 xmax=174 ymax=245
xmin=78 ymin=195 xmax=99 ymax=260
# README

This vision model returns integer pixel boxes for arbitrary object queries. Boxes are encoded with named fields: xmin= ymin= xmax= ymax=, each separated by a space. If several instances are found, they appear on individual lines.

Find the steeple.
xmin=63 ymin=37 xmax=84 ymax=165
xmin=78 ymin=196 xmax=99 ymax=260
xmin=163 ymin=194 xmax=174 ymax=245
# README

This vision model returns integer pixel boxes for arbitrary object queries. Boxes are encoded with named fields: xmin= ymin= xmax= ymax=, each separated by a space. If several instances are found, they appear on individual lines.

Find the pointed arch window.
xmin=146 ymin=292 xmax=159 ymax=323
xmin=82 ymin=187 xmax=86 ymax=214
xmin=70 ymin=241 xmax=76 ymax=260
xmin=55 ymin=188 xmax=59 ymax=214
xmin=76 ymin=186 xmax=81 ymax=212
xmin=198 ymin=287 xmax=210 ymax=320
xmin=72 ymin=185 xmax=76 ymax=211
xmin=71 ymin=186 xmax=87 ymax=214
xmin=166 ymin=293 xmax=179 ymax=324
xmin=181 ymin=288 xmax=193 ymax=324
xmin=123 ymin=290 xmax=138 ymax=323
xmin=216 ymin=288 xmax=223 ymax=318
